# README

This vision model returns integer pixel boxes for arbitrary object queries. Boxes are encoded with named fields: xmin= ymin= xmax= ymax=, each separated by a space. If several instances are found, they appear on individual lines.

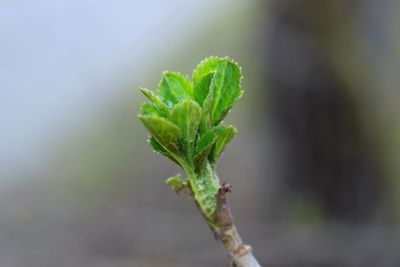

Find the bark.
xmin=183 ymin=180 xmax=262 ymax=266
xmin=213 ymin=183 xmax=262 ymax=267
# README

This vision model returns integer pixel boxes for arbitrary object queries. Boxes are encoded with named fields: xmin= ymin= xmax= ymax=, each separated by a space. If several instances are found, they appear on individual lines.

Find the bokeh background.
xmin=1 ymin=0 xmax=400 ymax=266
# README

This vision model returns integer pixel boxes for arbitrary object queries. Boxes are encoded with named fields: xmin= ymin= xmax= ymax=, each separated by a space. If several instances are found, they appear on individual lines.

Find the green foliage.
xmin=159 ymin=72 xmax=193 ymax=106
xmin=171 ymin=99 xmax=202 ymax=159
xmin=209 ymin=124 xmax=237 ymax=165
xmin=138 ymin=57 xmax=243 ymax=223
xmin=193 ymin=57 xmax=243 ymax=125
xmin=193 ymin=130 xmax=218 ymax=171
xmin=165 ymin=174 xmax=187 ymax=193
xmin=139 ymin=115 xmax=181 ymax=154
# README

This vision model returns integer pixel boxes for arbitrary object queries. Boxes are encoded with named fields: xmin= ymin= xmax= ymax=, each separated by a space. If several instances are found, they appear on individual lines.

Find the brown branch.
xmin=213 ymin=183 xmax=262 ymax=267
xmin=181 ymin=182 xmax=262 ymax=266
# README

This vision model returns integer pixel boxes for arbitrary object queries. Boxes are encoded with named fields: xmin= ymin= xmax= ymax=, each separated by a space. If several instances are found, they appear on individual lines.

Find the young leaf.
xmin=165 ymin=174 xmax=187 ymax=193
xmin=170 ymin=99 xmax=202 ymax=158
xmin=140 ymin=87 xmax=170 ymax=117
xmin=193 ymin=130 xmax=217 ymax=171
xmin=211 ymin=60 xmax=242 ymax=125
xmin=192 ymin=57 xmax=243 ymax=126
xmin=149 ymin=136 xmax=179 ymax=164
xmin=193 ymin=72 xmax=214 ymax=107
xmin=139 ymin=115 xmax=182 ymax=154
xmin=140 ymin=102 xmax=158 ymax=116
xmin=198 ymin=76 xmax=215 ymax=134
xmin=159 ymin=72 xmax=193 ymax=107
xmin=192 ymin=57 xmax=221 ymax=85
xmin=209 ymin=124 xmax=237 ymax=164
xmin=192 ymin=57 xmax=221 ymax=111
xmin=195 ymin=130 xmax=217 ymax=155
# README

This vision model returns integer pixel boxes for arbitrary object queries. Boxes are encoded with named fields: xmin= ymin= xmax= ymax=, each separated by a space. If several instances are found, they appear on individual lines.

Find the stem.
xmin=213 ymin=183 xmax=262 ymax=267
xmin=219 ymin=225 xmax=262 ymax=267
xmin=181 ymin=162 xmax=261 ymax=266
xmin=185 ymin=182 xmax=262 ymax=266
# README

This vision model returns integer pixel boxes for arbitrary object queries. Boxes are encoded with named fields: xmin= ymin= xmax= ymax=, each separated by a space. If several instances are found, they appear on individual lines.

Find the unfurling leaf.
xmin=198 ymin=75 xmax=215 ymax=134
xmin=210 ymin=60 xmax=242 ymax=125
xmin=149 ymin=136 xmax=179 ymax=165
xmin=192 ymin=57 xmax=243 ymax=126
xmin=139 ymin=115 xmax=181 ymax=154
xmin=140 ymin=87 xmax=170 ymax=117
xmin=193 ymin=72 xmax=214 ymax=107
xmin=193 ymin=130 xmax=217 ymax=171
xmin=159 ymin=72 xmax=192 ymax=107
xmin=170 ymin=99 xmax=201 ymax=158
xmin=192 ymin=57 xmax=221 ymax=85
xmin=209 ymin=125 xmax=237 ymax=164
xmin=140 ymin=102 xmax=158 ymax=116
xmin=165 ymin=174 xmax=187 ymax=193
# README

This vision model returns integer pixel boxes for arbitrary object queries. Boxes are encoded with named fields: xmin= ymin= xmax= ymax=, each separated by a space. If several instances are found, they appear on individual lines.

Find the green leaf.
xmin=159 ymin=72 xmax=193 ymax=107
xmin=138 ymin=115 xmax=181 ymax=154
xmin=165 ymin=174 xmax=187 ymax=193
xmin=198 ymin=76 xmax=215 ymax=134
xmin=211 ymin=60 xmax=242 ymax=125
xmin=195 ymin=130 xmax=217 ymax=155
xmin=192 ymin=57 xmax=243 ymax=126
xmin=170 ymin=99 xmax=202 ymax=158
xmin=192 ymin=57 xmax=221 ymax=85
xmin=140 ymin=102 xmax=158 ymax=116
xmin=193 ymin=72 xmax=214 ymax=107
xmin=193 ymin=130 xmax=217 ymax=171
xmin=149 ymin=136 xmax=179 ymax=164
xmin=209 ymin=125 xmax=237 ymax=163
xmin=192 ymin=57 xmax=220 ymax=111
xmin=140 ymin=87 xmax=170 ymax=117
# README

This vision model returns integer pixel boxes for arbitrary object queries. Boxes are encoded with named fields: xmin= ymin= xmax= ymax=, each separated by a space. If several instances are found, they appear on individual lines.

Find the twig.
xmin=187 ymin=182 xmax=262 ymax=267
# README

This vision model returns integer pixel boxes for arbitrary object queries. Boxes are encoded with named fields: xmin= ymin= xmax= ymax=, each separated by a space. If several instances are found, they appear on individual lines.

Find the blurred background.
xmin=1 ymin=0 xmax=399 ymax=266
